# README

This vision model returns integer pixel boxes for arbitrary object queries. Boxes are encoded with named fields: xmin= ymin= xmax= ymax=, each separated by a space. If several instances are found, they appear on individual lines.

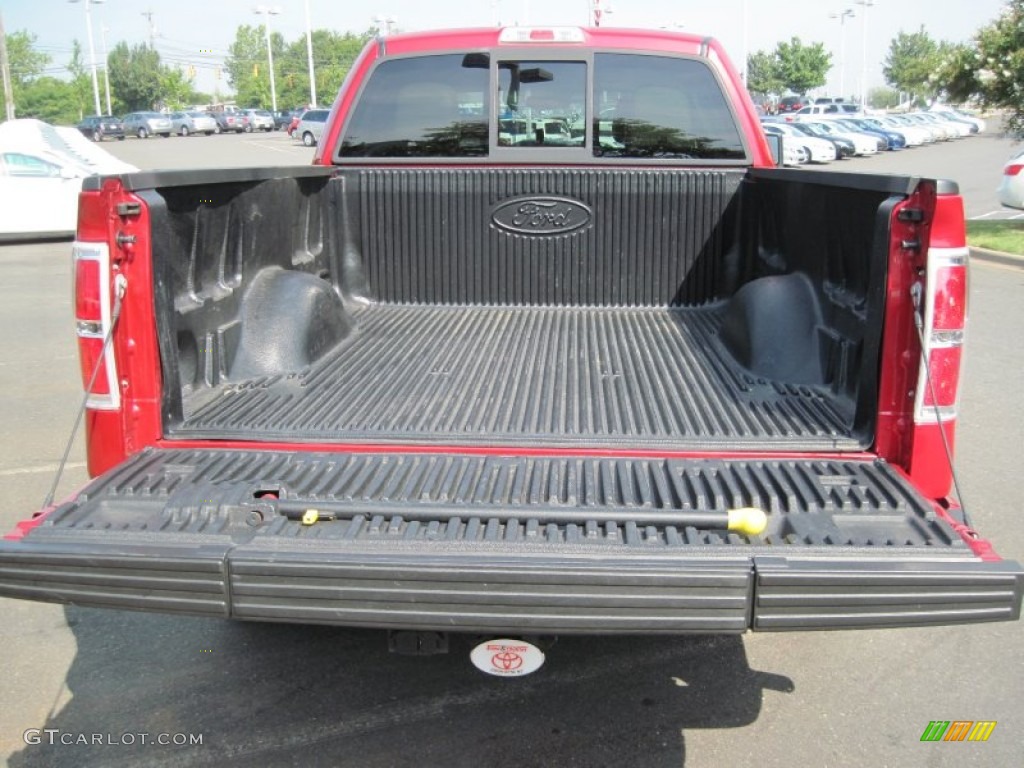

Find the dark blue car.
xmin=835 ymin=118 xmax=906 ymax=150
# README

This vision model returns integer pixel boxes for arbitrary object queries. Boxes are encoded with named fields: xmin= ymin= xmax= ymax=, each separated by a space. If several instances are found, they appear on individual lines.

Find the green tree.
xmin=1 ymin=29 xmax=51 ymax=114
xmin=298 ymin=29 xmax=373 ymax=107
xmin=883 ymin=26 xmax=943 ymax=103
xmin=939 ymin=0 xmax=1024 ymax=134
xmin=774 ymin=37 xmax=832 ymax=95
xmin=868 ymin=86 xmax=901 ymax=110
xmin=17 ymin=77 xmax=80 ymax=124
xmin=107 ymin=41 xmax=163 ymax=112
xmin=746 ymin=50 xmax=784 ymax=96
xmin=225 ymin=25 xmax=279 ymax=106
xmin=160 ymin=67 xmax=196 ymax=110
xmin=66 ymin=40 xmax=95 ymax=118
xmin=225 ymin=24 xmax=373 ymax=109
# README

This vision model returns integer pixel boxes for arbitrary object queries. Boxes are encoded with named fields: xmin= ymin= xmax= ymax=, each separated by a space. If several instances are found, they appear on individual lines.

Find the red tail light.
xmin=73 ymin=241 xmax=120 ymax=410
xmin=1005 ymin=164 xmax=1023 ymax=176
xmin=914 ymin=249 xmax=968 ymax=423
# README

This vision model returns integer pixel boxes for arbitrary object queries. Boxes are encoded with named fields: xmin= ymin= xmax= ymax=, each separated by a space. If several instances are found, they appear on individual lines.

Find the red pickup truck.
xmin=1 ymin=27 xmax=1020 ymax=662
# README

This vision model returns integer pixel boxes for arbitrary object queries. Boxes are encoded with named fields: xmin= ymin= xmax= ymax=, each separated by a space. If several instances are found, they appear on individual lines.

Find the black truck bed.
xmin=174 ymin=303 xmax=855 ymax=449
xmin=151 ymin=166 xmax=893 ymax=451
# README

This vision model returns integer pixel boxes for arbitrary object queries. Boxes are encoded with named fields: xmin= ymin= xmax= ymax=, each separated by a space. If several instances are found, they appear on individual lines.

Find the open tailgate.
xmin=2 ymin=447 xmax=1021 ymax=633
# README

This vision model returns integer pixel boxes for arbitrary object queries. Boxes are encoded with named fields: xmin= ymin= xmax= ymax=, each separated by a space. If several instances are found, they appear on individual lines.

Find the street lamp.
xmin=828 ymin=8 xmax=855 ymax=99
xmin=304 ymin=0 xmax=316 ymax=107
xmin=372 ymin=15 xmax=396 ymax=35
xmin=100 ymin=25 xmax=112 ymax=115
xmin=855 ymin=0 xmax=876 ymax=109
xmin=69 ymin=0 xmax=104 ymax=116
xmin=584 ymin=1 xmax=613 ymax=27
xmin=253 ymin=5 xmax=280 ymax=112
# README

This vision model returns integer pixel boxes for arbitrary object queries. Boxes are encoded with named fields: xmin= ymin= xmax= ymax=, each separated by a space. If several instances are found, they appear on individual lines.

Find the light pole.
xmin=373 ymin=15 xmax=396 ymax=35
xmin=855 ymin=0 xmax=876 ymax=109
xmin=69 ymin=0 xmax=104 ymax=116
xmin=100 ymin=25 xmax=112 ymax=115
xmin=1 ymin=11 xmax=16 ymax=119
xmin=584 ymin=1 xmax=613 ymax=27
xmin=304 ymin=0 xmax=316 ymax=108
xmin=829 ymin=8 xmax=855 ymax=99
xmin=253 ymin=5 xmax=280 ymax=112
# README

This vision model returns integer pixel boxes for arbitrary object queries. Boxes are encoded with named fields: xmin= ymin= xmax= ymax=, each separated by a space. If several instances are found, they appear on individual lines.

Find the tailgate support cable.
xmin=911 ymin=283 xmax=973 ymax=530
xmin=42 ymin=275 xmax=128 ymax=509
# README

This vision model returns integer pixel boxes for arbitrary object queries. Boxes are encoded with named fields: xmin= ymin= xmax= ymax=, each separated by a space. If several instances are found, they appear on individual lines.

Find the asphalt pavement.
xmin=0 ymin=130 xmax=1021 ymax=768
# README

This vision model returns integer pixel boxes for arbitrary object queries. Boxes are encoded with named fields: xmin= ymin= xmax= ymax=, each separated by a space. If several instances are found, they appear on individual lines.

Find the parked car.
xmin=997 ymin=150 xmax=1024 ymax=209
xmin=243 ymin=109 xmax=275 ymax=132
xmin=933 ymin=111 xmax=980 ymax=135
xmin=886 ymin=114 xmax=938 ymax=144
xmin=931 ymin=105 xmax=986 ymax=133
xmin=788 ymin=120 xmax=856 ymax=158
xmin=834 ymin=118 xmax=906 ymax=150
xmin=122 ymin=111 xmax=173 ymax=139
xmin=213 ymin=111 xmax=248 ymax=134
xmin=777 ymin=95 xmax=805 ymax=113
xmin=76 ymin=115 xmax=125 ymax=142
xmin=920 ymin=111 xmax=974 ymax=137
xmin=749 ymin=94 xmax=776 ymax=115
xmin=902 ymin=113 xmax=955 ymax=141
xmin=273 ymin=109 xmax=300 ymax=130
xmin=170 ymin=111 xmax=218 ymax=136
xmin=295 ymin=108 xmax=330 ymax=146
xmin=762 ymin=122 xmax=836 ymax=163
xmin=869 ymin=116 xmax=928 ymax=147
xmin=795 ymin=104 xmax=844 ymax=117
xmin=796 ymin=119 xmax=879 ymax=156
xmin=0 ymin=119 xmax=136 ymax=240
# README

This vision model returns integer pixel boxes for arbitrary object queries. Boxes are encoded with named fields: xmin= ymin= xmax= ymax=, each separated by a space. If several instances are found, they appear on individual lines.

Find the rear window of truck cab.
xmin=335 ymin=51 xmax=747 ymax=163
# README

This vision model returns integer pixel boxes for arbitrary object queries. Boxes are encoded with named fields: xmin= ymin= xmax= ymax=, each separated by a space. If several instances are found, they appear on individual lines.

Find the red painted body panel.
xmin=873 ymin=184 xmax=934 ymax=469
xmin=78 ymin=181 xmax=164 ymax=477
xmin=929 ymin=192 xmax=967 ymax=248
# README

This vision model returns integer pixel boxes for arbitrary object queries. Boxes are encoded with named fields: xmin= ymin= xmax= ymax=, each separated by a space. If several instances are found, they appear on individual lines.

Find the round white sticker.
xmin=470 ymin=638 xmax=545 ymax=677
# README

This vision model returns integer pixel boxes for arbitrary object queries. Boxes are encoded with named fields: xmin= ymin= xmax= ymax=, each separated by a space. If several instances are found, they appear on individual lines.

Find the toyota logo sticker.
xmin=470 ymin=639 xmax=545 ymax=677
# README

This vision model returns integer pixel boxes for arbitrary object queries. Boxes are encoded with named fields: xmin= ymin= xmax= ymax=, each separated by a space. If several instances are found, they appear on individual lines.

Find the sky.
xmin=1 ymin=0 xmax=1009 ymax=100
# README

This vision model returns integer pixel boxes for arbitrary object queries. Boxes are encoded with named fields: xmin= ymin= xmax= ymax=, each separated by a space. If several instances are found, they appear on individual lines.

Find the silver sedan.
xmin=243 ymin=109 xmax=275 ymax=132
xmin=170 ymin=111 xmax=218 ymax=136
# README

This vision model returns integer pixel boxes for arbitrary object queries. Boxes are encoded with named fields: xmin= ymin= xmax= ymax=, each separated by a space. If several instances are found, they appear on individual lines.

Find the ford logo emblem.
xmin=490 ymin=196 xmax=592 ymax=236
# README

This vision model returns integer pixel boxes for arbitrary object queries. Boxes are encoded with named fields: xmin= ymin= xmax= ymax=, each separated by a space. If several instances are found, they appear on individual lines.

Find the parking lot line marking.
xmin=971 ymin=210 xmax=1024 ymax=221
xmin=241 ymin=139 xmax=309 ymax=155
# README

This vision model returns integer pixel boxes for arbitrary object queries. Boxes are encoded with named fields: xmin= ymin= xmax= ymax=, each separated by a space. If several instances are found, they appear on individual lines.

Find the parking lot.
xmin=0 ymin=129 xmax=1022 ymax=767
xmin=93 ymin=119 xmax=1024 ymax=219
xmin=97 ymin=127 xmax=316 ymax=170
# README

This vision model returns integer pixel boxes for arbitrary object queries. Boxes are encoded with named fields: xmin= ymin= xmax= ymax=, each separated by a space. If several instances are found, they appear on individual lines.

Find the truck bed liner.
xmin=173 ymin=304 xmax=857 ymax=450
